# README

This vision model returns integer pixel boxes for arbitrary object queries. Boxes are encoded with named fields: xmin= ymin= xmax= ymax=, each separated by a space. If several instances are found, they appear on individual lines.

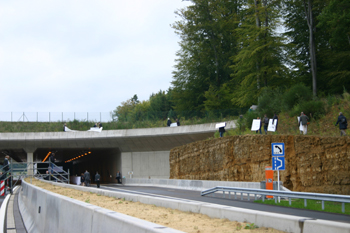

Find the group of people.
xmin=80 ymin=170 xmax=100 ymax=188
xmin=255 ymin=112 xmax=347 ymax=136
xmin=93 ymin=122 xmax=103 ymax=128
xmin=80 ymin=170 xmax=122 ymax=188
xmin=63 ymin=122 xmax=103 ymax=131
xmin=298 ymin=111 xmax=347 ymax=136
xmin=255 ymin=114 xmax=279 ymax=135
xmin=167 ymin=118 xmax=180 ymax=127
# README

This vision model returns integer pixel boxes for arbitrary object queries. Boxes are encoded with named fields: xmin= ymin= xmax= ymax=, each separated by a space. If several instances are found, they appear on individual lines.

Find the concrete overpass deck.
xmin=0 ymin=121 xmax=236 ymax=182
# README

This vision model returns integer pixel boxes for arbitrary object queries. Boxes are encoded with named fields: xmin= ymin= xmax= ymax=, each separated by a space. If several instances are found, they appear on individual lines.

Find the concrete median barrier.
xmin=18 ymin=180 xmax=184 ymax=233
xmin=19 ymin=180 xmax=350 ymax=233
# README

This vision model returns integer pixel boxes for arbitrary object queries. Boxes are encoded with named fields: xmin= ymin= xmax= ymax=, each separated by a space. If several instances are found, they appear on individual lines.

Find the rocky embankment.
xmin=170 ymin=135 xmax=350 ymax=195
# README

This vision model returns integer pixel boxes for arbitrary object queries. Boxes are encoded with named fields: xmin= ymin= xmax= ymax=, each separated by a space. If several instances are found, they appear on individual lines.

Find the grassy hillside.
xmin=1 ymin=94 xmax=349 ymax=136
xmin=220 ymin=93 xmax=350 ymax=138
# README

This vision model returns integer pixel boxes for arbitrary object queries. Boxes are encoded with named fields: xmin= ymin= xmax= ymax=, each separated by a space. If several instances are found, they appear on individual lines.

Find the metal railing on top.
xmin=201 ymin=186 xmax=350 ymax=213
xmin=0 ymin=160 xmax=70 ymax=194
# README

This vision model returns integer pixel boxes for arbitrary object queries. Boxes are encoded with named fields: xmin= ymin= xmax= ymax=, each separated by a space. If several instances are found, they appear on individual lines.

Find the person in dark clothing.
xmin=3 ymin=155 xmax=10 ymax=173
xmin=98 ymin=122 xmax=103 ymax=128
xmin=63 ymin=123 xmax=67 ymax=131
xmin=95 ymin=172 xmax=101 ymax=188
xmin=116 ymin=171 xmax=122 ymax=184
xmin=176 ymin=119 xmax=180 ymax=126
xmin=49 ymin=153 xmax=55 ymax=174
xmin=80 ymin=173 xmax=85 ymax=186
xmin=300 ymin=112 xmax=309 ymax=135
xmin=263 ymin=115 xmax=269 ymax=134
xmin=255 ymin=117 xmax=262 ymax=134
xmin=44 ymin=171 xmax=50 ymax=180
xmin=167 ymin=118 xmax=171 ymax=127
xmin=219 ymin=127 xmax=225 ymax=137
xmin=335 ymin=112 xmax=347 ymax=136
xmin=84 ymin=170 xmax=90 ymax=186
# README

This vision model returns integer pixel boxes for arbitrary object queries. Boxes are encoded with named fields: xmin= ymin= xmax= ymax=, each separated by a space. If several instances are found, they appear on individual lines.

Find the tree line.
xmin=113 ymin=0 xmax=350 ymax=123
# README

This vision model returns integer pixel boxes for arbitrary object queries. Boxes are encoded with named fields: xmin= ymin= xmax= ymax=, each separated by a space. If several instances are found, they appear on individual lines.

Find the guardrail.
xmin=1 ymin=161 xmax=70 ymax=194
xmin=201 ymin=186 xmax=350 ymax=213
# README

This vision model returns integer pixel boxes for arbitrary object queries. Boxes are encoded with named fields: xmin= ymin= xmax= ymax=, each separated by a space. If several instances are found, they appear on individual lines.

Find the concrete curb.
xmin=22 ymin=180 xmax=350 ymax=233
xmin=0 ymin=194 xmax=10 ymax=233
xmin=19 ymin=180 xmax=184 ymax=233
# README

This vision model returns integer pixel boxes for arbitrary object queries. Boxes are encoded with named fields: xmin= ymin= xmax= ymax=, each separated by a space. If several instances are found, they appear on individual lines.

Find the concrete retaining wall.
xmin=18 ymin=180 xmax=183 ymax=233
xmin=20 ymin=180 xmax=350 ymax=233
xmin=121 ymin=151 xmax=170 ymax=179
xmin=123 ymin=178 xmax=261 ymax=191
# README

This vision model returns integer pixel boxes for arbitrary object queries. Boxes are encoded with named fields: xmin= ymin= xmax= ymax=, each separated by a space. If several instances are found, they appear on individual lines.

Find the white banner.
xmin=215 ymin=122 xmax=226 ymax=129
xmin=251 ymin=119 xmax=261 ymax=131
xmin=268 ymin=119 xmax=277 ymax=132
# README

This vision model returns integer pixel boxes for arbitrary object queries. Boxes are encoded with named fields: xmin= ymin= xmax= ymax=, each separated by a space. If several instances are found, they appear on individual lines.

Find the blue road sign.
xmin=271 ymin=143 xmax=285 ymax=156
xmin=272 ymin=157 xmax=285 ymax=170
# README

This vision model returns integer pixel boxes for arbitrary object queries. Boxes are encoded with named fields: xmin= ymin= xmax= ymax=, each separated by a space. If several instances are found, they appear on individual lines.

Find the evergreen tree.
xmin=171 ymin=0 xmax=242 ymax=116
xmin=231 ymin=0 xmax=288 ymax=107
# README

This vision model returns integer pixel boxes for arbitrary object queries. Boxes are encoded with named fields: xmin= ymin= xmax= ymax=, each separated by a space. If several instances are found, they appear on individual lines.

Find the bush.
xmin=257 ymin=87 xmax=283 ymax=117
xmin=282 ymin=84 xmax=313 ymax=110
xmin=244 ymin=110 xmax=259 ymax=129
xmin=290 ymin=100 xmax=325 ymax=120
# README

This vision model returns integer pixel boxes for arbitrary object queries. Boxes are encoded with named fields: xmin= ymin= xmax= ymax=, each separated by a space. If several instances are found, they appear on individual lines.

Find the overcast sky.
xmin=0 ymin=0 xmax=192 ymax=120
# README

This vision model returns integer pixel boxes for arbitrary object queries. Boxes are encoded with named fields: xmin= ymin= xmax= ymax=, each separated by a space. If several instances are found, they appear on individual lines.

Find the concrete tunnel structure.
xmin=0 ymin=121 xmax=236 ymax=183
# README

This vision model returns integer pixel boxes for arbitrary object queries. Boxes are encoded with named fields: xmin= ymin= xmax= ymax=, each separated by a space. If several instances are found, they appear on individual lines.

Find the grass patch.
xmin=254 ymin=198 xmax=350 ymax=215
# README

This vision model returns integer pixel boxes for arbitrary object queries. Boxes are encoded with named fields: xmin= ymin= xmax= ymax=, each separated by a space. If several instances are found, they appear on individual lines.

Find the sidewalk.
xmin=2 ymin=186 xmax=26 ymax=233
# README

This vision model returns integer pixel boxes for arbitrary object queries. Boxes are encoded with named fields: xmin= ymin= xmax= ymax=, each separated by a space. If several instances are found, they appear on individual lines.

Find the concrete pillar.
xmin=24 ymin=148 xmax=35 ymax=176
xmin=121 ymin=152 xmax=132 ymax=179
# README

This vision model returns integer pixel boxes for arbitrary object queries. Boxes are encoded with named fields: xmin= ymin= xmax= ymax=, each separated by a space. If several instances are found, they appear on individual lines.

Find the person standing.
xmin=49 ymin=153 xmax=55 ymax=174
xmin=300 ymin=112 xmax=309 ymax=135
xmin=219 ymin=127 xmax=225 ymax=137
xmin=95 ymin=172 xmax=101 ymax=188
xmin=84 ymin=170 xmax=90 ymax=187
xmin=116 ymin=171 xmax=122 ymax=184
xmin=256 ymin=117 xmax=262 ymax=134
xmin=80 ymin=173 xmax=85 ymax=186
xmin=176 ymin=119 xmax=180 ymax=126
xmin=335 ymin=112 xmax=347 ymax=136
xmin=298 ymin=114 xmax=303 ymax=134
xmin=167 ymin=118 xmax=172 ymax=127
xmin=263 ymin=115 xmax=269 ymax=135
xmin=3 ymin=155 xmax=10 ymax=189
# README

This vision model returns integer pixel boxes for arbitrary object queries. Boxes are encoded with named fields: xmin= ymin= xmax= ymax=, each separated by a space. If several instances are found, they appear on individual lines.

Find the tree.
xmin=317 ymin=0 xmax=350 ymax=94
xmin=303 ymin=0 xmax=318 ymax=96
xmin=148 ymin=90 xmax=173 ymax=120
xmin=230 ymin=0 xmax=289 ymax=107
xmin=171 ymin=0 xmax=242 ymax=116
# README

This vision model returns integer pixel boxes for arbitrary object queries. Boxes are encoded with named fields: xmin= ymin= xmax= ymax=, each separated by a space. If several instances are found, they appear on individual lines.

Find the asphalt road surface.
xmin=102 ymin=184 xmax=350 ymax=223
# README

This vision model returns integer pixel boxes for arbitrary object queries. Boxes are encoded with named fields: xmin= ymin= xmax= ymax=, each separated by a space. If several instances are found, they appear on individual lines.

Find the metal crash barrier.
xmin=201 ymin=186 xmax=350 ymax=213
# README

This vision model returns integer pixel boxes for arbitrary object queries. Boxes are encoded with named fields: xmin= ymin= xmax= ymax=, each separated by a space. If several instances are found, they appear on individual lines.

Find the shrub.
xmin=257 ymin=87 xmax=283 ymax=117
xmin=290 ymin=100 xmax=325 ymax=120
xmin=282 ymin=84 xmax=313 ymax=110
xmin=244 ymin=110 xmax=259 ymax=129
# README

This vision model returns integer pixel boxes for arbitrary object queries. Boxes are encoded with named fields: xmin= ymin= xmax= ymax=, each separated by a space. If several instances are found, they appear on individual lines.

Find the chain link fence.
xmin=0 ymin=112 xmax=114 ymax=123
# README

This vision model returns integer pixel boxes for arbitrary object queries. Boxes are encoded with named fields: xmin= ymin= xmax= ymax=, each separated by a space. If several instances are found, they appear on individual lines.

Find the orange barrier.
xmin=265 ymin=166 xmax=273 ymax=198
